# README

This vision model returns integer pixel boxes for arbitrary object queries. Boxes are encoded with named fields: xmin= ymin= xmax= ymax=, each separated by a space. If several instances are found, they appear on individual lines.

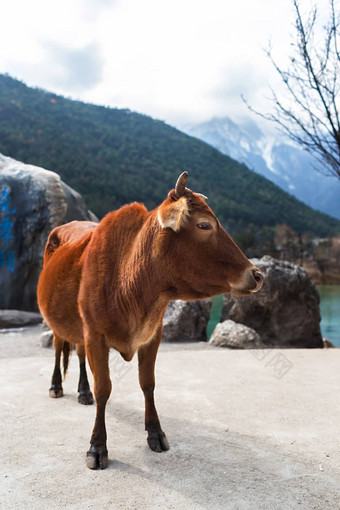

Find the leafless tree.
xmin=244 ymin=0 xmax=340 ymax=180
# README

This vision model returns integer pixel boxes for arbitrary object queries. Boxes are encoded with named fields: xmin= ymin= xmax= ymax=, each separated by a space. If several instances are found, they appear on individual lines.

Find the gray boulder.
xmin=40 ymin=320 xmax=53 ymax=348
xmin=41 ymin=330 xmax=54 ymax=348
xmin=162 ymin=299 xmax=212 ymax=342
xmin=0 ymin=153 xmax=97 ymax=311
xmin=209 ymin=320 xmax=265 ymax=349
xmin=221 ymin=255 xmax=323 ymax=348
xmin=0 ymin=310 xmax=42 ymax=329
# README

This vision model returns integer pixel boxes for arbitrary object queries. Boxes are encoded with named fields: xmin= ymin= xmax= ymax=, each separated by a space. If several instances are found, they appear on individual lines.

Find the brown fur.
xmin=37 ymin=179 xmax=262 ymax=469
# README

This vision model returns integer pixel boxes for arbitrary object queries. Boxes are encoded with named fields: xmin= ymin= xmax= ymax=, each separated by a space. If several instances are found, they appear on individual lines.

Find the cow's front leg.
xmin=138 ymin=326 xmax=169 ymax=452
xmin=85 ymin=331 xmax=111 ymax=469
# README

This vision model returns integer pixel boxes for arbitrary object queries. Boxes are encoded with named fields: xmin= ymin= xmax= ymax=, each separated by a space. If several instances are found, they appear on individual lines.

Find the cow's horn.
xmin=175 ymin=171 xmax=189 ymax=197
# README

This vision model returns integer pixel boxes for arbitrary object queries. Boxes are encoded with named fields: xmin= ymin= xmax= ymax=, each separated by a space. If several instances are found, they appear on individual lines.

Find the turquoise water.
xmin=207 ymin=285 xmax=340 ymax=346
xmin=317 ymin=285 xmax=340 ymax=347
xmin=207 ymin=294 xmax=224 ymax=339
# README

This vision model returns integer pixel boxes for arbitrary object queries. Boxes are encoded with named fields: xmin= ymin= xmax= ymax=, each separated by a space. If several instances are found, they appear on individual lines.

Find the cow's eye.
xmin=196 ymin=222 xmax=212 ymax=230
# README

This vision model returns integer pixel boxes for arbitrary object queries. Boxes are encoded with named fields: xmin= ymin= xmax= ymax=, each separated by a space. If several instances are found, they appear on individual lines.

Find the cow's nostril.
xmin=253 ymin=270 xmax=262 ymax=282
xmin=252 ymin=270 xmax=263 ymax=291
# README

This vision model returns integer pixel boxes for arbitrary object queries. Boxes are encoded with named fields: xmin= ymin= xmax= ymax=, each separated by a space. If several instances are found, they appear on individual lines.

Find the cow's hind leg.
xmin=138 ymin=326 xmax=169 ymax=452
xmin=85 ymin=331 xmax=111 ymax=469
xmin=49 ymin=334 xmax=65 ymax=398
xmin=76 ymin=343 xmax=94 ymax=405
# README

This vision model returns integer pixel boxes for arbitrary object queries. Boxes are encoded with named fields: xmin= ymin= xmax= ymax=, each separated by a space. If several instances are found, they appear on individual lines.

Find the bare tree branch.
xmin=244 ymin=0 xmax=340 ymax=180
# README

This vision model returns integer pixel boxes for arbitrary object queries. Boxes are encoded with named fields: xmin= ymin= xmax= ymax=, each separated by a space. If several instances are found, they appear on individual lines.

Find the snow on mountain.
xmin=181 ymin=117 xmax=340 ymax=220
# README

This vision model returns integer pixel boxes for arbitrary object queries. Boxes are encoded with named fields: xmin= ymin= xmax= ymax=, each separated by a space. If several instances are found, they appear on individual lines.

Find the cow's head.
xmin=156 ymin=172 xmax=263 ymax=299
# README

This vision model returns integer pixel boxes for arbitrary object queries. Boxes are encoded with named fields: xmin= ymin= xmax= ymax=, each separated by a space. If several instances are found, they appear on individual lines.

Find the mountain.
xmin=0 ymin=74 xmax=339 ymax=252
xmin=181 ymin=117 xmax=340 ymax=220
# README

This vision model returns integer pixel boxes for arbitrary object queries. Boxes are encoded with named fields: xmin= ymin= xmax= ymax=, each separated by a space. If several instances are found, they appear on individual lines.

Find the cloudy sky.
xmin=0 ymin=0 xmax=330 ymax=128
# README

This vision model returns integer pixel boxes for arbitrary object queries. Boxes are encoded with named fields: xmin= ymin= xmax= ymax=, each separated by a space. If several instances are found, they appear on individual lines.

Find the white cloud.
xmin=40 ymin=42 xmax=104 ymax=92
xmin=0 ymin=0 xmax=333 ymax=126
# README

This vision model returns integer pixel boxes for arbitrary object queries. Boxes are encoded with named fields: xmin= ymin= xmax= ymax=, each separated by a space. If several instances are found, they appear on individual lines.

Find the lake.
xmin=207 ymin=285 xmax=340 ymax=347
xmin=317 ymin=285 xmax=340 ymax=347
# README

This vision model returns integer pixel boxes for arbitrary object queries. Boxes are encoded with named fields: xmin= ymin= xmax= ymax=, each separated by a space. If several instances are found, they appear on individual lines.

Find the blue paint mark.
xmin=0 ymin=186 xmax=16 ymax=272
xmin=0 ymin=216 xmax=14 ymax=247
xmin=0 ymin=187 xmax=16 ymax=214
xmin=0 ymin=249 xmax=15 ymax=272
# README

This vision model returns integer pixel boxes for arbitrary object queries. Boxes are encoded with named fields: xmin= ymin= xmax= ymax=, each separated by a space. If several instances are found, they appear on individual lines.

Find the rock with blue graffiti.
xmin=0 ymin=153 xmax=97 ymax=311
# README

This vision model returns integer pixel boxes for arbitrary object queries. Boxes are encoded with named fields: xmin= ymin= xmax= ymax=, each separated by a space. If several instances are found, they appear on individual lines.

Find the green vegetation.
xmin=0 ymin=73 xmax=339 ymax=254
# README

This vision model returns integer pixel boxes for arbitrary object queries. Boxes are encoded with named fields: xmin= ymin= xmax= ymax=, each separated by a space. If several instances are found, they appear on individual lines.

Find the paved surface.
xmin=1 ymin=325 xmax=339 ymax=509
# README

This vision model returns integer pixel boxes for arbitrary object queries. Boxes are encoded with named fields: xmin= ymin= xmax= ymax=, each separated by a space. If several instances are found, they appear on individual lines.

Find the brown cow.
xmin=37 ymin=172 xmax=263 ymax=470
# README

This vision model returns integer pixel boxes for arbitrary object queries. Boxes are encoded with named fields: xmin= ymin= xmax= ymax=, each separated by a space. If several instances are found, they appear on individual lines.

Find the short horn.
xmin=175 ymin=171 xmax=189 ymax=197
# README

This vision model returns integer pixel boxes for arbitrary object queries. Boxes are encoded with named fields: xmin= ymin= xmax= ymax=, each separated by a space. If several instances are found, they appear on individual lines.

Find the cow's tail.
xmin=62 ymin=341 xmax=72 ymax=378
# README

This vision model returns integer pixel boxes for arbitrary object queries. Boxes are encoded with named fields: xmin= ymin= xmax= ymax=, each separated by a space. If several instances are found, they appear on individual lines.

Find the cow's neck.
xmin=110 ymin=216 xmax=173 ymax=351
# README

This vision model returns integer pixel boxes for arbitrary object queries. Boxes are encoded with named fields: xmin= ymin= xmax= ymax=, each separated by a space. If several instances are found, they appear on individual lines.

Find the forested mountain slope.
xmin=0 ymin=74 xmax=339 ymax=243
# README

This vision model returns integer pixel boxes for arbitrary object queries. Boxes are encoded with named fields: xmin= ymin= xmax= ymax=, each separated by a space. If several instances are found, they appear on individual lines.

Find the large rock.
xmin=209 ymin=320 xmax=265 ymax=349
xmin=162 ymin=299 xmax=212 ymax=342
xmin=0 ymin=310 xmax=42 ymax=329
xmin=0 ymin=153 xmax=97 ymax=311
xmin=221 ymin=255 xmax=323 ymax=348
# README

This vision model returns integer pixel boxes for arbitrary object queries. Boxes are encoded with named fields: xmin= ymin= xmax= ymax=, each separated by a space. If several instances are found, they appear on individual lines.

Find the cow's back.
xmin=37 ymin=221 xmax=97 ymax=344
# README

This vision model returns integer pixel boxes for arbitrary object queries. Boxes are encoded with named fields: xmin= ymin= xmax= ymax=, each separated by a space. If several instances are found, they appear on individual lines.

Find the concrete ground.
xmin=0 ymin=325 xmax=339 ymax=510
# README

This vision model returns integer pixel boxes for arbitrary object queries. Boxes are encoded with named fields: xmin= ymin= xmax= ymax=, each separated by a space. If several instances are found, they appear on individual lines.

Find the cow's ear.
xmin=157 ymin=197 xmax=189 ymax=232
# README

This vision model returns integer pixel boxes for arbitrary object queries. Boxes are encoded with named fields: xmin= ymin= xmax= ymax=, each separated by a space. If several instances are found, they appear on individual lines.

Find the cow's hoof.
xmin=86 ymin=445 xmax=109 ymax=470
xmin=78 ymin=390 xmax=94 ymax=405
xmin=49 ymin=385 xmax=63 ymax=398
xmin=147 ymin=430 xmax=170 ymax=452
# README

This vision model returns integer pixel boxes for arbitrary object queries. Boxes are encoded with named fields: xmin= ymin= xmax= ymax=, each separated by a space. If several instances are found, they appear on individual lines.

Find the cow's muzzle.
xmin=230 ymin=266 xmax=264 ymax=296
